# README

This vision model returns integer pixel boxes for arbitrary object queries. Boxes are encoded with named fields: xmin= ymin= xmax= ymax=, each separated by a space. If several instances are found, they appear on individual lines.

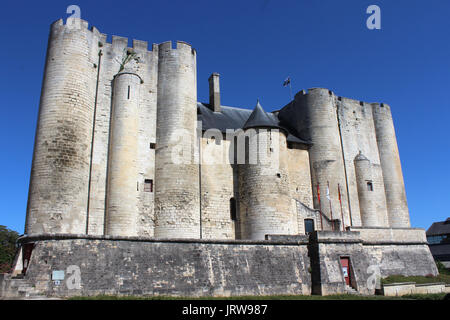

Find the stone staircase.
xmin=0 ymin=273 xmax=43 ymax=299
xmin=345 ymin=285 xmax=359 ymax=295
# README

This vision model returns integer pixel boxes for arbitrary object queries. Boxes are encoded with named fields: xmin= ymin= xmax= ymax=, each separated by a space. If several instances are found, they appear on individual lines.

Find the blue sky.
xmin=0 ymin=0 xmax=449 ymax=233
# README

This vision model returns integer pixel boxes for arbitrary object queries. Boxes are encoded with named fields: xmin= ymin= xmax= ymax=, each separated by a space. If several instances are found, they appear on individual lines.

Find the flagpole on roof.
xmin=283 ymin=77 xmax=293 ymax=101
xmin=289 ymin=80 xmax=293 ymax=101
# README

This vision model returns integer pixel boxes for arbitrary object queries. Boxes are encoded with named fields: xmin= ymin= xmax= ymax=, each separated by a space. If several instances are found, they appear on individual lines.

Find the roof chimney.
xmin=208 ymin=73 xmax=221 ymax=112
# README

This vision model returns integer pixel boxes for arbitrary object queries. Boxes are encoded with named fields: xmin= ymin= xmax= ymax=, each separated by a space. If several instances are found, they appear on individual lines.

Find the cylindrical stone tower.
xmin=238 ymin=102 xmax=297 ymax=240
xmin=105 ymin=72 xmax=142 ymax=236
xmin=298 ymin=88 xmax=349 ymax=229
xmin=154 ymin=41 xmax=200 ymax=238
xmin=354 ymin=152 xmax=380 ymax=227
xmin=25 ymin=18 xmax=100 ymax=235
xmin=372 ymin=103 xmax=410 ymax=228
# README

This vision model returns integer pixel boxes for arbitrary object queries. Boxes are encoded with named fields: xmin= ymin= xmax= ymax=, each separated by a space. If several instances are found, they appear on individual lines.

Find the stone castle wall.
xmin=278 ymin=87 xmax=409 ymax=232
xmin=200 ymin=136 xmax=236 ymax=239
xmin=337 ymin=97 xmax=389 ymax=228
xmin=15 ymin=235 xmax=312 ymax=297
xmin=1 ymin=229 xmax=437 ymax=298
xmin=25 ymin=18 xmax=413 ymax=241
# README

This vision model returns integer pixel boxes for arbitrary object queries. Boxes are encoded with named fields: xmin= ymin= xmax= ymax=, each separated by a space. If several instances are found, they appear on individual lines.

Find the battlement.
xmin=51 ymin=18 xmax=159 ymax=53
xmin=158 ymin=40 xmax=196 ymax=55
xmin=371 ymin=102 xmax=391 ymax=111
xmin=293 ymin=87 xmax=391 ymax=111
xmin=51 ymin=18 xmax=193 ymax=55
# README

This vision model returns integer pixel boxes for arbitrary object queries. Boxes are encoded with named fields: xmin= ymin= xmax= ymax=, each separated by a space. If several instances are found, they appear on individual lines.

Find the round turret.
xmin=105 ymin=72 xmax=142 ymax=236
xmin=372 ymin=103 xmax=410 ymax=227
xmin=154 ymin=41 xmax=200 ymax=238
xmin=354 ymin=152 xmax=380 ymax=227
xmin=238 ymin=102 xmax=297 ymax=240
xmin=25 ymin=18 xmax=101 ymax=234
xmin=299 ymin=88 xmax=350 ymax=229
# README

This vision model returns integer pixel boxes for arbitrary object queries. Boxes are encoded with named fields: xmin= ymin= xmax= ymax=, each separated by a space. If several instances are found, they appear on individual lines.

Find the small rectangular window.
xmin=144 ymin=179 xmax=153 ymax=192
xmin=150 ymin=143 xmax=156 ymax=149
xmin=230 ymin=198 xmax=237 ymax=221
xmin=367 ymin=181 xmax=373 ymax=191
xmin=304 ymin=219 xmax=315 ymax=234
xmin=127 ymin=86 xmax=130 ymax=99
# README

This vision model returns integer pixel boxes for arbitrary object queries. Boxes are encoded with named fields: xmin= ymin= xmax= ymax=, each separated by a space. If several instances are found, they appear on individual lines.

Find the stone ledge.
xmin=382 ymin=282 xmax=447 ymax=296
xmin=414 ymin=282 xmax=446 ymax=287
xmin=18 ymin=233 xmax=309 ymax=246
xmin=348 ymin=227 xmax=427 ymax=244
xmin=349 ymin=226 xmax=425 ymax=231
xmin=309 ymin=231 xmax=363 ymax=244
xmin=362 ymin=241 xmax=428 ymax=245
xmin=382 ymin=282 xmax=416 ymax=287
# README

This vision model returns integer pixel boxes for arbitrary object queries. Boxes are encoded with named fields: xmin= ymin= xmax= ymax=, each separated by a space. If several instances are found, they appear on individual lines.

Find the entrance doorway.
xmin=22 ymin=243 xmax=34 ymax=274
xmin=340 ymin=257 xmax=355 ymax=289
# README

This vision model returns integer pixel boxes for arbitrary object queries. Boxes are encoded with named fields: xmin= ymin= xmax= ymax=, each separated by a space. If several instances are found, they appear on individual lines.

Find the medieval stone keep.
xmin=0 ymin=17 xmax=438 ymax=298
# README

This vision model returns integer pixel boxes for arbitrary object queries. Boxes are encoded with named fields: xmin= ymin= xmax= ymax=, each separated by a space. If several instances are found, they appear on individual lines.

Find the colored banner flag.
xmin=326 ymin=184 xmax=330 ymax=201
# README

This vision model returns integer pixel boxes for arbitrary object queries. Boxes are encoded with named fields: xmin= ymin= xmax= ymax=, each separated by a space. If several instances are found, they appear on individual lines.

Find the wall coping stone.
xmin=349 ymin=227 xmax=425 ymax=231
xmin=18 ymin=234 xmax=310 ymax=246
xmin=382 ymin=282 xmax=445 ymax=287
xmin=362 ymin=241 xmax=428 ymax=245
xmin=382 ymin=282 xmax=416 ymax=287
xmin=414 ymin=282 xmax=446 ymax=287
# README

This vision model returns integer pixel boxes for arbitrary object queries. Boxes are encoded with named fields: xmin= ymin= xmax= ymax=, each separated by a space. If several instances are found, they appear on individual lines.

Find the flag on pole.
xmin=283 ymin=77 xmax=293 ymax=101
xmin=327 ymin=181 xmax=333 ymax=230
xmin=338 ymin=183 xmax=345 ymax=231
xmin=317 ymin=183 xmax=323 ymax=230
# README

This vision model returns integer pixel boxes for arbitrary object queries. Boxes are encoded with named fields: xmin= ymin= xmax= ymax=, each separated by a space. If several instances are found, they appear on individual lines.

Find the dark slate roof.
xmin=426 ymin=218 xmax=450 ymax=236
xmin=428 ymin=244 xmax=450 ymax=261
xmin=197 ymin=102 xmax=311 ymax=146
xmin=243 ymin=101 xmax=282 ymax=130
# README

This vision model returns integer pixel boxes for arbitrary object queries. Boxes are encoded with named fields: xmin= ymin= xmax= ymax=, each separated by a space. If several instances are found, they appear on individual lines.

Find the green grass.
xmin=69 ymin=293 xmax=447 ymax=300
xmin=381 ymin=274 xmax=450 ymax=285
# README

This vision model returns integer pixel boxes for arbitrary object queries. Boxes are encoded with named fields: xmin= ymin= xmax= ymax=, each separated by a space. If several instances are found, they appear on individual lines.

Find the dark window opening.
xmin=127 ymin=86 xmax=130 ymax=99
xmin=244 ymin=136 xmax=250 ymax=164
xmin=276 ymin=173 xmax=281 ymax=178
xmin=304 ymin=219 xmax=315 ymax=234
xmin=230 ymin=197 xmax=237 ymax=221
xmin=427 ymin=235 xmax=449 ymax=244
xmin=367 ymin=181 xmax=373 ymax=191
xmin=150 ymin=143 xmax=156 ymax=149
xmin=144 ymin=179 xmax=153 ymax=192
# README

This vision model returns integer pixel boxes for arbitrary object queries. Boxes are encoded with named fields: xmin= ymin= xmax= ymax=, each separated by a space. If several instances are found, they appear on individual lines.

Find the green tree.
xmin=435 ymin=260 xmax=450 ymax=275
xmin=0 ymin=225 xmax=19 ymax=273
